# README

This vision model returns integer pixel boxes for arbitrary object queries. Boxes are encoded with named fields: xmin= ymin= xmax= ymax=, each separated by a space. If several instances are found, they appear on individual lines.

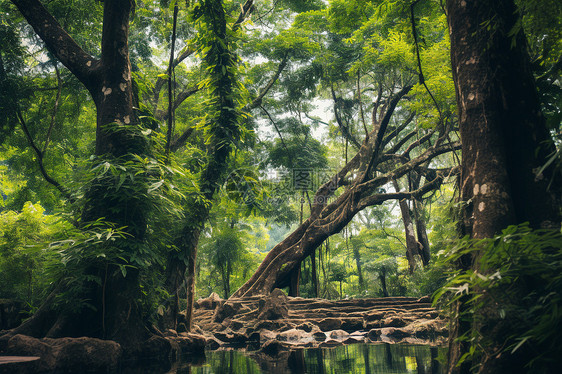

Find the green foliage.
xmin=198 ymin=198 xmax=265 ymax=298
xmin=0 ymin=202 xmax=72 ymax=308
xmin=435 ymin=224 xmax=562 ymax=371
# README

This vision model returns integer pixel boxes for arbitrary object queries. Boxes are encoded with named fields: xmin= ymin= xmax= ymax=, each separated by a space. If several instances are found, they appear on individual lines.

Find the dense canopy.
xmin=0 ymin=0 xmax=560 ymax=372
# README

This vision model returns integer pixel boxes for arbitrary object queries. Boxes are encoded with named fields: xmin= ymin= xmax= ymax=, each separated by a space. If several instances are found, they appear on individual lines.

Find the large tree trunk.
xmin=6 ymin=0 xmax=155 ymax=350
xmin=446 ymin=0 xmax=561 ymax=372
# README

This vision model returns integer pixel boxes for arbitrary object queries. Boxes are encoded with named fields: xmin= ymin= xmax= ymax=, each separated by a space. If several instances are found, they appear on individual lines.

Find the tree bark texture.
xmin=446 ymin=0 xmax=561 ymax=372
xmin=8 ymin=0 xmax=153 ymax=349
xmin=447 ymin=0 xmax=560 ymax=239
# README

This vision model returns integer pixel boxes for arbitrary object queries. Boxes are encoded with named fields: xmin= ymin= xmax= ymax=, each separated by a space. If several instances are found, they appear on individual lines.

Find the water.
xmin=164 ymin=343 xmax=443 ymax=374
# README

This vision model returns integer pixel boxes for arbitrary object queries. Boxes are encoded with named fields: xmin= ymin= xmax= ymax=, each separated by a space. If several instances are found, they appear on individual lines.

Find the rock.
xmin=380 ymin=327 xmax=410 ymax=339
xmin=328 ymin=330 xmax=349 ymax=340
xmin=133 ymin=335 xmax=173 ymax=365
xmin=6 ymin=335 xmax=54 ymax=371
xmin=295 ymin=321 xmax=315 ymax=332
xmin=259 ymin=329 xmax=277 ymax=342
xmin=312 ymin=331 xmax=326 ymax=341
xmin=407 ymin=319 xmax=448 ymax=339
xmin=219 ymin=317 xmax=232 ymax=330
xmin=196 ymin=292 xmax=223 ymax=310
xmin=343 ymin=335 xmax=364 ymax=344
xmin=319 ymin=340 xmax=341 ymax=347
xmin=247 ymin=331 xmax=261 ymax=343
xmin=257 ymin=289 xmax=289 ymax=321
xmin=212 ymin=329 xmax=248 ymax=345
xmin=213 ymin=329 xmax=234 ymax=342
xmin=229 ymin=319 xmax=245 ymax=331
xmin=0 ymin=299 xmax=26 ymax=330
xmin=6 ymin=334 xmax=122 ymax=373
xmin=317 ymin=318 xmax=342 ymax=331
xmin=260 ymin=339 xmax=288 ymax=356
xmin=367 ymin=328 xmax=382 ymax=339
xmin=213 ymin=301 xmax=243 ymax=323
xmin=364 ymin=320 xmax=381 ymax=330
xmin=349 ymin=331 xmax=367 ymax=339
xmin=276 ymin=328 xmax=310 ymax=343
xmin=341 ymin=318 xmax=364 ymax=331
xmin=172 ymin=333 xmax=206 ymax=354
xmin=423 ymin=311 xmax=440 ymax=319
xmin=205 ymin=337 xmax=221 ymax=350
xmin=192 ymin=295 xmax=448 ymax=351
xmin=381 ymin=315 xmax=408 ymax=328
xmin=255 ymin=320 xmax=286 ymax=331
xmin=364 ymin=310 xmax=385 ymax=321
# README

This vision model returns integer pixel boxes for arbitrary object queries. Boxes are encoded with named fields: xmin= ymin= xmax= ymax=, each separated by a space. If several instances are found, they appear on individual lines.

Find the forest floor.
xmin=0 ymin=291 xmax=447 ymax=373
xmin=191 ymin=289 xmax=448 ymax=353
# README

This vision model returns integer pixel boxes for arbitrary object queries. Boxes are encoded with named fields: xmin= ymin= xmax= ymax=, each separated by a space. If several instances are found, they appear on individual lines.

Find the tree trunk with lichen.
xmin=446 ymin=0 xmax=561 ymax=372
xmin=2 ymin=0 xmax=158 ymax=352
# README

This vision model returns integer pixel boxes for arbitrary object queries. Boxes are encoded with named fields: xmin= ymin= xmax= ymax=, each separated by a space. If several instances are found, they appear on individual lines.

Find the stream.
xmin=124 ymin=343 xmax=444 ymax=374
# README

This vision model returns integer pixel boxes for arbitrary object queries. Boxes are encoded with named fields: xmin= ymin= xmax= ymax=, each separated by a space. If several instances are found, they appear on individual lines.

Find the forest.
xmin=0 ymin=0 xmax=560 ymax=373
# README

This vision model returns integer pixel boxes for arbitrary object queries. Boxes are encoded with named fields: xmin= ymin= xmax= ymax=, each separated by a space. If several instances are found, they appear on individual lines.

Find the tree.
xmin=2 ymin=0 xmax=162 ymax=350
xmin=233 ymin=85 xmax=459 ymax=297
xmin=231 ymin=1 xmax=460 ymax=298
xmin=2 ymin=0 xmax=260 ymax=349
xmin=445 ymin=0 xmax=561 ymax=372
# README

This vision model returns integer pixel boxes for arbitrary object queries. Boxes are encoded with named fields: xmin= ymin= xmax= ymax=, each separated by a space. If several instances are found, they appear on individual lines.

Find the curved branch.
xmin=361 ymin=85 xmax=413 ymax=182
xmin=10 ymin=0 xmax=99 ymax=90
xmin=156 ymin=85 xmax=200 ymax=121
xmin=152 ymin=48 xmax=195 ymax=106
xmin=246 ymin=54 xmax=289 ymax=110
xmin=358 ymin=172 xmax=446 ymax=210
xmin=17 ymin=111 xmax=73 ymax=201
xmin=232 ymin=0 xmax=255 ymax=32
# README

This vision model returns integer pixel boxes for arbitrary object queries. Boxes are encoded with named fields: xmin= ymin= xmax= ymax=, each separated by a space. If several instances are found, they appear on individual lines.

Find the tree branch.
xmin=166 ymin=4 xmax=179 ymax=158
xmin=170 ymin=127 xmax=195 ymax=152
xmin=17 ymin=110 xmax=73 ymax=201
xmin=246 ymin=53 xmax=289 ymax=110
xmin=152 ymin=48 xmax=195 ymax=107
xmin=410 ymin=0 xmax=443 ymax=125
xmin=10 ymin=0 xmax=99 ymax=90
xmin=358 ymin=172 xmax=445 ymax=210
xmin=232 ymin=0 xmax=255 ymax=32
xmin=331 ymin=84 xmax=362 ymax=149
xmin=42 ymin=62 xmax=62 ymax=154
xmin=361 ymin=85 xmax=413 ymax=182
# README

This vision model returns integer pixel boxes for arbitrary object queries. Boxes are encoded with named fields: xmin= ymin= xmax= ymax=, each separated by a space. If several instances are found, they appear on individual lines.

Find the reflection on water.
xmin=172 ymin=344 xmax=442 ymax=374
